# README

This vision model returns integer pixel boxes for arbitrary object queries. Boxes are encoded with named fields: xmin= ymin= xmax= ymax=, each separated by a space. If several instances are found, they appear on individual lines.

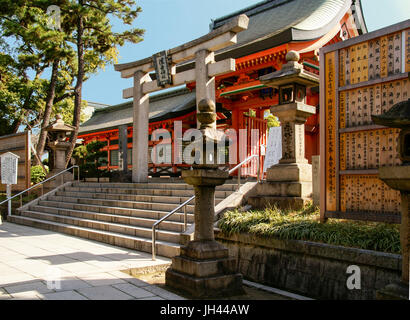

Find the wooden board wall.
xmin=320 ymin=20 xmax=410 ymax=223
xmin=0 ymin=131 xmax=31 ymax=192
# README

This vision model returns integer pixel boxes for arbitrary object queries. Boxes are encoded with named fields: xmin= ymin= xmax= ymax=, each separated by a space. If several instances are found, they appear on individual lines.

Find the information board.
xmin=263 ymin=126 xmax=282 ymax=172
xmin=0 ymin=152 xmax=19 ymax=185
xmin=319 ymin=20 xmax=410 ymax=223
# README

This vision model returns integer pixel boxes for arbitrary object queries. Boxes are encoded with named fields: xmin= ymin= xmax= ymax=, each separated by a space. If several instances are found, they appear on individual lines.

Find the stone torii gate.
xmin=114 ymin=14 xmax=249 ymax=183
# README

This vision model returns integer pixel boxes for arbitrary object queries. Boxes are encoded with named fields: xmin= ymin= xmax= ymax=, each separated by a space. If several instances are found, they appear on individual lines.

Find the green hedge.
xmin=218 ymin=203 xmax=401 ymax=254
xmin=31 ymin=165 xmax=48 ymax=184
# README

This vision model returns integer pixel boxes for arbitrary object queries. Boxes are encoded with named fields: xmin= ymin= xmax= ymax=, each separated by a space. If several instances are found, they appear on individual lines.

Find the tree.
xmin=0 ymin=1 xmax=144 ymax=167
xmin=61 ymin=0 xmax=144 ymax=167
xmin=73 ymin=140 xmax=107 ymax=181
xmin=0 ymin=1 xmax=74 ymax=143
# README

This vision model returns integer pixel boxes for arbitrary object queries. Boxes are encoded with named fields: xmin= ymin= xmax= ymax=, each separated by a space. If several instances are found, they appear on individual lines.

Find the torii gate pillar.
xmin=132 ymin=71 xmax=150 ymax=183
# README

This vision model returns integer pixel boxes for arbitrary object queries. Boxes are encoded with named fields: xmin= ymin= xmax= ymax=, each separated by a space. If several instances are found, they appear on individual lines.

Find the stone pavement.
xmin=0 ymin=222 xmax=184 ymax=300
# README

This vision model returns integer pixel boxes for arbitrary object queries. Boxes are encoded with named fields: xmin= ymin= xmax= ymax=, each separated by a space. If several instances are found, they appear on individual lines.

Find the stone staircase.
xmin=8 ymin=178 xmax=238 ymax=258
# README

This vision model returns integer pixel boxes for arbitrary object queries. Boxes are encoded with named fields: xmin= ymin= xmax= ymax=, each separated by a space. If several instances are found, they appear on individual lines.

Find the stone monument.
xmin=251 ymin=51 xmax=319 ymax=209
xmin=372 ymin=99 xmax=410 ymax=300
xmin=165 ymin=99 xmax=243 ymax=298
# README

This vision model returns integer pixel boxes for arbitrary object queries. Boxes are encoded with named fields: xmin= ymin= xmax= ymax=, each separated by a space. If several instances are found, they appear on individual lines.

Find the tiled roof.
xmin=212 ymin=0 xmax=366 ymax=58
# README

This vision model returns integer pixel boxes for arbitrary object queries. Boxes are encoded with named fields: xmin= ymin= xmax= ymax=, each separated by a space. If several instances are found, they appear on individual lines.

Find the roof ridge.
xmin=212 ymin=0 xmax=293 ymax=29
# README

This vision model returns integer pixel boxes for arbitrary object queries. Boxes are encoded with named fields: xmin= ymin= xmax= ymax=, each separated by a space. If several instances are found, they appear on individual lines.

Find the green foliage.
xmin=31 ymin=165 xmax=48 ymax=184
xmin=218 ymin=202 xmax=401 ymax=254
xmin=0 ymin=2 xmax=72 ymax=134
xmin=73 ymin=141 xmax=108 ymax=179
xmin=0 ymin=0 xmax=144 ymax=162
xmin=266 ymin=114 xmax=280 ymax=128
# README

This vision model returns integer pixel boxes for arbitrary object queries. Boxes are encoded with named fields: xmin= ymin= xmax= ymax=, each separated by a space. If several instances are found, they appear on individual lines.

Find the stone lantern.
xmin=256 ymin=50 xmax=319 ymax=209
xmin=165 ymin=99 xmax=243 ymax=298
xmin=372 ymin=99 xmax=410 ymax=300
xmin=44 ymin=114 xmax=75 ymax=181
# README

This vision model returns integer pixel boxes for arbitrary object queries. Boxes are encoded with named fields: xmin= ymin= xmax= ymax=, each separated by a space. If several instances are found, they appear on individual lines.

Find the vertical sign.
xmin=380 ymin=36 xmax=388 ymax=78
xmin=405 ymin=29 xmax=410 ymax=72
xmin=325 ymin=52 xmax=336 ymax=211
xmin=152 ymin=51 xmax=173 ymax=87
xmin=339 ymin=48 xmax=346 ymax=87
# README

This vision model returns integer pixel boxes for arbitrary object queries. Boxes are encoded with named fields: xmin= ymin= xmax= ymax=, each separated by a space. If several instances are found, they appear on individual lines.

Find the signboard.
xmin=152 ymin=51 xmax=173 ymax=87
xmin=263 ymin=126 xmax=282 ymax=172
xmin=0 ymin=152 xmax=19 ymax=185
xmin=319 ymin=20 xmax=410 ymax=223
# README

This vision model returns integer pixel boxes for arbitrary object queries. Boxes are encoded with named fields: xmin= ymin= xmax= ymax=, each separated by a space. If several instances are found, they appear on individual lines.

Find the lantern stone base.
xmin=266 ymin=163 xmax=312 ymax=182
xmin=165 ymin=240 xmax=244 ymax=298
xmin=250 ymin=163 xmax=312 ymax=210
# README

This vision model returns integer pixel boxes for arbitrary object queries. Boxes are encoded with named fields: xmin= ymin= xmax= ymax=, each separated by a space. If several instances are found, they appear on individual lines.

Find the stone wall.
xmin=215 ymin=231 xmax=401 ymax=300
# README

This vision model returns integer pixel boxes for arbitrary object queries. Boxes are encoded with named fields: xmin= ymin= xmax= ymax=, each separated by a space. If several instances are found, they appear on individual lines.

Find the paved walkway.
xmin=0 ymin=222 xmax=184 ymax=300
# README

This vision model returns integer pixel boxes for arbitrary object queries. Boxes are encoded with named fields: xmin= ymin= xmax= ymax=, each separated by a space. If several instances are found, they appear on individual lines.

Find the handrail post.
xmin=152 ymin=226 xmax=156 ymax=261
xmin=257 ymin=155 xmax=260 ymax=183
xmin=7 ymin=185 xmax=11 ymax=217
xmin=184 ymin=205 xmax=187 ymax=231
xmin=237 ymin=167 xmax=241 ymax=190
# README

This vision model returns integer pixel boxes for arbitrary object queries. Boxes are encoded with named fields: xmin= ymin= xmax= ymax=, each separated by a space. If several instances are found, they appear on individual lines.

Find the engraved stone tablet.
xmin=263 ymin=126 xmax=282 ymax=172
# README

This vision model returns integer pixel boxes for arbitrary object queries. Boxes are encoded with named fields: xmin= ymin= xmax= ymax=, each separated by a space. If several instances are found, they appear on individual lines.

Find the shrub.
xmin=73 ymin=141 xmax=108 ymax=180
xmin=218 ymin=202 xmax=401 ymax=254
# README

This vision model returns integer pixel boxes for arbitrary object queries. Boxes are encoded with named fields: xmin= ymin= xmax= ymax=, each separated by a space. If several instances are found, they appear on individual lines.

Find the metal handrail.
xmin=151 ymin=154 xmax=260 ymax=260
xmin=0 ymin=165 xmax=80 ymax=215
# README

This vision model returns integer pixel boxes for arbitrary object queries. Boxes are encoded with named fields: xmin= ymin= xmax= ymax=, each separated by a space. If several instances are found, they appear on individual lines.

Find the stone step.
xmin=55 ymin=191 xmax=226 ymax=204
xmin=148 ymin=177 xmax=187 ymax=184
xmin=28 ymin=205 xmax=193 ymax=231
xmin=18 ymin=210 xmax=181 ymax=243
xmin=45 ymin=195 xmax=197 ymax=214
xmin=64 ymin=186 xmax=233 ymax=199
xmin=35 ymin=200 xmax=191 ymax=222
xmin=72 ymin=181 xmax=238 ymax=191
xmin=8 ymin=215 xmax=179 ymax=257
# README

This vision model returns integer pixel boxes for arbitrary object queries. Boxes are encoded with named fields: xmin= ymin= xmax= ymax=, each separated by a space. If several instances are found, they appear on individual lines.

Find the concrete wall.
xmin=215 ymin=231 xmax=401 ymax=300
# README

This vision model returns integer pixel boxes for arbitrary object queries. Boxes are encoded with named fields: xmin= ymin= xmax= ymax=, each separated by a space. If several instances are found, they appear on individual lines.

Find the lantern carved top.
xmin=372 ymin=99 xmax=410 ymax=129
xmin=372 ymin=98 xmax=410 ymax=164
xmin=259 ymin=50 xmax=319 ymax=88
xmin=45 ymin=114 xmax=75 ymax=133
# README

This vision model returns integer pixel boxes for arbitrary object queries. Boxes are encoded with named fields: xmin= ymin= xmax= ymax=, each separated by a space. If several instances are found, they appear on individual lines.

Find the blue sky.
xmin=83 ymin=0 xmax=410 ymax=106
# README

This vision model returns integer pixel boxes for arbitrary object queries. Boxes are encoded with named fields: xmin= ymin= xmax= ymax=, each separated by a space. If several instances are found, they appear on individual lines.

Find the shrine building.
xmin=78 ymin=0 xmax=367 ymax=177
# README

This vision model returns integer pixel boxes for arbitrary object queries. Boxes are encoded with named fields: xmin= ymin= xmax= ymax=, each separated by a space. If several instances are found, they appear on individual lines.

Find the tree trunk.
xmin=65 ymin=2 xmax=84 ymax=167
xmin=35 ymin=59 xmax=59 ymax=165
